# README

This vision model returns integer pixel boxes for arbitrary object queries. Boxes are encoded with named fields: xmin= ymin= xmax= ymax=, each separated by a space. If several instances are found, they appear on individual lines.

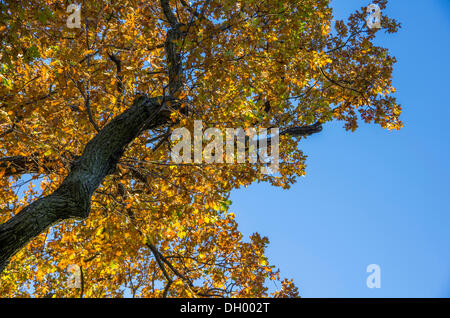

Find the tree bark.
xmin=0 ymin=96 xmax=168 ymax=273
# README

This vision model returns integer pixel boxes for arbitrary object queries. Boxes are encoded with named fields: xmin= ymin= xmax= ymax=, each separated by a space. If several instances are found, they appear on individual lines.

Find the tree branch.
xmin=160 ymin=0 xmax=178 ymax=27
xmin=0 ymin=95 xmax=169 ymax=274
xmin=160 ymin=0 xmax=186 ymax=98
xmin=0 ymin=154 xmax=43 ymax=177
xmin=280 ymin=121 xmax=323 ymax=138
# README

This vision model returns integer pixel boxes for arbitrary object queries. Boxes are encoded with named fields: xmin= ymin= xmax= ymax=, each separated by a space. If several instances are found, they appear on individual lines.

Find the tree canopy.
xmin=0 ymin=0 xmax=401 ymax=297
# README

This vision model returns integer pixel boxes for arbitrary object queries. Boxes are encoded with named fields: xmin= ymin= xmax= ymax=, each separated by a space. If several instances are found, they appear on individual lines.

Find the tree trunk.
xmin=0 ymin=96 xmax=168 ymax=273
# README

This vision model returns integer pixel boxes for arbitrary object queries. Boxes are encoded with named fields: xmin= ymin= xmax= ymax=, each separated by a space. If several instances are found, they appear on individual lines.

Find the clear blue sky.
xmin=231 ymin=0 xmax=450 ymax=298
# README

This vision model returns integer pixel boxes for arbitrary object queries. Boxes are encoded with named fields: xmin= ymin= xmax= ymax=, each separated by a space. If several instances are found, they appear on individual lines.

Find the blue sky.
xmin=231 ymin=0 xmax=450 ymax=298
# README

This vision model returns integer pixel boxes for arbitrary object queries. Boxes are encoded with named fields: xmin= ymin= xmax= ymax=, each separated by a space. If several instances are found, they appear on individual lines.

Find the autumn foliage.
xmin=0 ymin=0 xmax=400 ymax=297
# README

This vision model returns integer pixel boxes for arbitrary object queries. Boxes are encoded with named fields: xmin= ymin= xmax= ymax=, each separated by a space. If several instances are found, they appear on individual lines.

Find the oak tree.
xmin=0 ymin=0 xmax=401 ymax=297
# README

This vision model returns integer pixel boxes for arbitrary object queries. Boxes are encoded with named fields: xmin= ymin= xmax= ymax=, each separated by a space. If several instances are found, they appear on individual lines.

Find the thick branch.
xmin=0 ymin=96 xmax=169 ymax=273
xmin=165 ymin=25 xmax=185 ymax=97
xmin=280 ymin=121 xmax=323 ymax=137
xmin=160 ymin=0 xmax=178 ymax=26
xmin=108 ymin=53 xmax=124 ymax=95
xmin=160 ymin=1 xmax=186 ymax=97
